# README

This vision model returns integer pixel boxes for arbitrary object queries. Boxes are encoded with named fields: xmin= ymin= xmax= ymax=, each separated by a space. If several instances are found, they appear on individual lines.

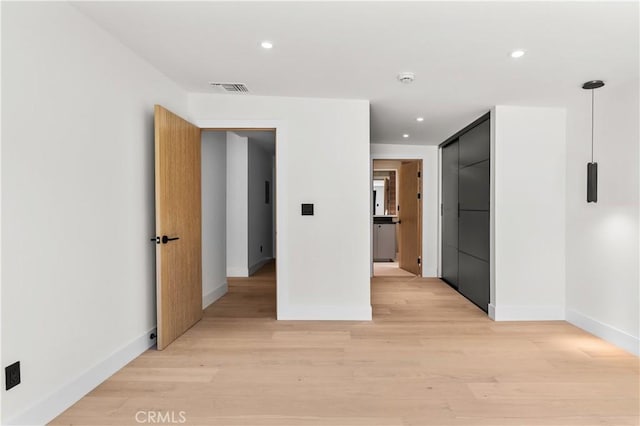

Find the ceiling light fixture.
xmin=510 ymin=49 xmax=526 ymax=58
xmin=397 ymin=72 xmax=415 ymax=84
xmin=402 ymin=134 xmax=410 ymax=139
xmin=416 ymin=117 xmax=424 ymax=122
xmin=582 ymin=79 xmax=605 ymax=203
xmin=261 ymin=41 xmax=273 ymax=49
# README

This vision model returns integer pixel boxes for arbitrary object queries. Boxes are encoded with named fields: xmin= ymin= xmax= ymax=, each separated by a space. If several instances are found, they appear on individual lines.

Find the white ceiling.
xmin=73 ymin=1 xmax=638 ymax=145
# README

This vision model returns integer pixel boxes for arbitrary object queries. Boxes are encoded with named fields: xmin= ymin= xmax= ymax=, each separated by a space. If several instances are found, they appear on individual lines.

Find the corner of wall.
xmin=203 ymin=282 xmax=228 ymax=309
xmin=248 ymin=257 xmax=273 ymax=276
xmin=489 ymin=106 xmax=497 ymax=307
xmin=491 ymin=305 xmax=565 ymax=322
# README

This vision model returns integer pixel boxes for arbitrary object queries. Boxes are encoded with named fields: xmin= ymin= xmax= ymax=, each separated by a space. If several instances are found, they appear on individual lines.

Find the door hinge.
xmin=417 ymin=193 xmax=421 ymax=200
xmin=417 ymin=257 xmax=421 ymax=265
xmin=418 ymin=171 xmax=421 ymax=178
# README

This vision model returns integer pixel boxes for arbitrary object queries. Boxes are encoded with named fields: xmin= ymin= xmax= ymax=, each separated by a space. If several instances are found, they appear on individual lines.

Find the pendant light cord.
xmin=591 ymin=89 xmax=594 ymax=163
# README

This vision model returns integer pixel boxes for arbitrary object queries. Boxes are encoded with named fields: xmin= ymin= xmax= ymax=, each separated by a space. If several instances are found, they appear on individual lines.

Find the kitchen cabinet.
xmin=373 ymin=223 xmax=396 ymax=261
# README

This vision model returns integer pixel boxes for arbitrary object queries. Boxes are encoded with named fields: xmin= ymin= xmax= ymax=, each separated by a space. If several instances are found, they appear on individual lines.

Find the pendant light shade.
xmin=582 ymin=80 xmax=604 ymax=203
xmin=587 ymin=162 xmax=598 ymax=202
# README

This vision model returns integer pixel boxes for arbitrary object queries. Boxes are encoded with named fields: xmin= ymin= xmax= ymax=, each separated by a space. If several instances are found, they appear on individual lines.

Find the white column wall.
xmin=248 ymin=142 xmax=274 ymax=274
xmin=201 ymin=132 xmax=228 ymax=307
xmin=491 ymin=106 xmax=567 ymax=321
xmin=226 ymin=132 xmax=249 ymax=277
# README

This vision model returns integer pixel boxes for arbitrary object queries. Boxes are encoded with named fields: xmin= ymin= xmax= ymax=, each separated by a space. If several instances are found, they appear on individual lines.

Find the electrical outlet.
xmin=5 ymin=361 xmax=20 ymax=390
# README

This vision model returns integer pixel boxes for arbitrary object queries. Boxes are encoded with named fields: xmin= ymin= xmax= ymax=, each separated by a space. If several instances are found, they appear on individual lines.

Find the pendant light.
xmin=582 ymin=80 xmax=604 ymax=203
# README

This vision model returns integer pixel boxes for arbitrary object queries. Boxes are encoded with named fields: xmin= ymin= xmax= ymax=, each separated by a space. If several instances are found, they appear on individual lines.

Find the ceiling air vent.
xmin=210 ymin=82 xmax=249 ymax=93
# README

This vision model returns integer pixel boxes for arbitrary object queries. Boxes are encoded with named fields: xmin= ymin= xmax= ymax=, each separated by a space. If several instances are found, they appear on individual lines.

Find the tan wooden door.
xmin=154 ymin=105 xmax=202 ymax=350
xmin=398 ymin=160 xmax=422 ymax=275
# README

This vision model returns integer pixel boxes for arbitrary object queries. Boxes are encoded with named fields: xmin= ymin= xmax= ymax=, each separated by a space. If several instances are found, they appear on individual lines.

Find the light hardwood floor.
xmin=374 ymin=262 xmax=416 ymax=277
xmin=52 ymin=262 xmax=639 ymax=425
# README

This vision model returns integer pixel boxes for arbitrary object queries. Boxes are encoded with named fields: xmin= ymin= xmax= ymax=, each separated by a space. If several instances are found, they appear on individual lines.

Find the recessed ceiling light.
xmin=416 ymin=117 xmax=424 ymax=122
xmin=261 ymin=41 xmax=273 ymax=49
xmin=510 ymin=49 xmax=526 ymax=58
xmin=402 ymin=134 xmax=410 ymax=138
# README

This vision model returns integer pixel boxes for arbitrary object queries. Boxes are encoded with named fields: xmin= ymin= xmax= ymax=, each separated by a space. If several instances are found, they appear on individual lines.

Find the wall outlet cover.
xmin=5 ymin=361 xmax=21 ymax=390
xmin=301 ymin=203 xmax=314 ymax=216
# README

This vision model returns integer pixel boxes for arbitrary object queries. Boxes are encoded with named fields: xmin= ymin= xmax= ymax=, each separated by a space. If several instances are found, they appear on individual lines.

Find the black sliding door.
xmin=441 ymin=140 xmax=459 ymax=288
xmin=440 ymin=116 xmax=490 ymax=312
xmin=458 ymin=119 xmax=490 ymax=310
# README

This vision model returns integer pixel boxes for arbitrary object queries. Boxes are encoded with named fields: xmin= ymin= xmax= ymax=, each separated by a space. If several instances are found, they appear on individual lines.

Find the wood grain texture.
xmin=52 ymin=263 xmax=639 ymax=425
xmin=154 ymin=105 xmax=203 ymax=350
xmin=373 ymin=159 xmax=403 ymax=170
xmin=373 ymin=262 xmax=415 ymax=277
xmin=399 ymin=160 xmax=421 ymax=275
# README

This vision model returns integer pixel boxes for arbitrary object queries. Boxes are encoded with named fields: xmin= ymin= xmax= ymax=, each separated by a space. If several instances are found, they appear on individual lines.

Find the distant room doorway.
xmin=372 ymin=159 xmax=423 ymax=277
xmin=201 ymin=128 xmax=277 ymax=320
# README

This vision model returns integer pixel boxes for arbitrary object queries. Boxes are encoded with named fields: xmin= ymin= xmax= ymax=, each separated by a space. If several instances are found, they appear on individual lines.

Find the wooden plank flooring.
xmin=52 ymin=263 xmax=639 ymax=425
xmin=373 ymin=262 xmax=416 ymax=277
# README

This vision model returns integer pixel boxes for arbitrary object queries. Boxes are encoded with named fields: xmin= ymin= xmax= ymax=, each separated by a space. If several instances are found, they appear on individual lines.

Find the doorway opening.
xmin=372 ymin=159 xmax=422 ymax=277
xmin=154 ymin=105 xmax=280 ymax=349
xmin=201 ymin=128 xmax=277 ymax=319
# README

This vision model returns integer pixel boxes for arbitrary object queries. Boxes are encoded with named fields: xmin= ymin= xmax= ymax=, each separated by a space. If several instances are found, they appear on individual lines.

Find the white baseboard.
xmin=489 ymin=303 xmax=565 ymax=321
xmin=202 ymin=282 xmax=228 ymax=309
xmin=566 ymin=309 xmax=639 ymax=356
xmin=226 ymin=266 xmax=248 ymax=278
xmin=6 ymin=327 xmax=157 ymax=426
xmin=248 ymin=257 xmax=273 ymax=276
xmin=278 ymin=304 xmax=372 ymax=321
xmin=488 ymin=303 xmax=496 ymax=320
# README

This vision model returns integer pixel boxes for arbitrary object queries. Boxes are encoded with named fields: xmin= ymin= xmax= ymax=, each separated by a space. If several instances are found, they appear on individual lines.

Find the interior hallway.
xmin=52 ymin=265 xmax=639 ymax=425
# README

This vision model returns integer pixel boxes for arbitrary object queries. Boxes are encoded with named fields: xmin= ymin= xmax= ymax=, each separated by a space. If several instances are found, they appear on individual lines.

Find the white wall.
xmin=191 ymin=94 xmax=371 ymax=320
xmin=0 ymin=2 xmax=4 ymax=418
xmin=370 ymin=144 xmax=439 ymax=277
xmin=490 ymin=106 xmax=567 ymax=321
xmin=565 ymin=80 xmax=639 ymax=355
xmin=226 ymin=132 xmax=249 ymax=277
xmin=248 ymin=142 xmax=274 ymax=274
xmin=1 ymin=2 xmax=187 ymax=424
xmin=201 ymin=132 xmax=228 ymax=307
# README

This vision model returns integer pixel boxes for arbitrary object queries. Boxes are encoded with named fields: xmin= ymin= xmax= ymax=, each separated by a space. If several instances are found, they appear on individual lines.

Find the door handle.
xmin=162 ymin=235 xmax=180 ymax=244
